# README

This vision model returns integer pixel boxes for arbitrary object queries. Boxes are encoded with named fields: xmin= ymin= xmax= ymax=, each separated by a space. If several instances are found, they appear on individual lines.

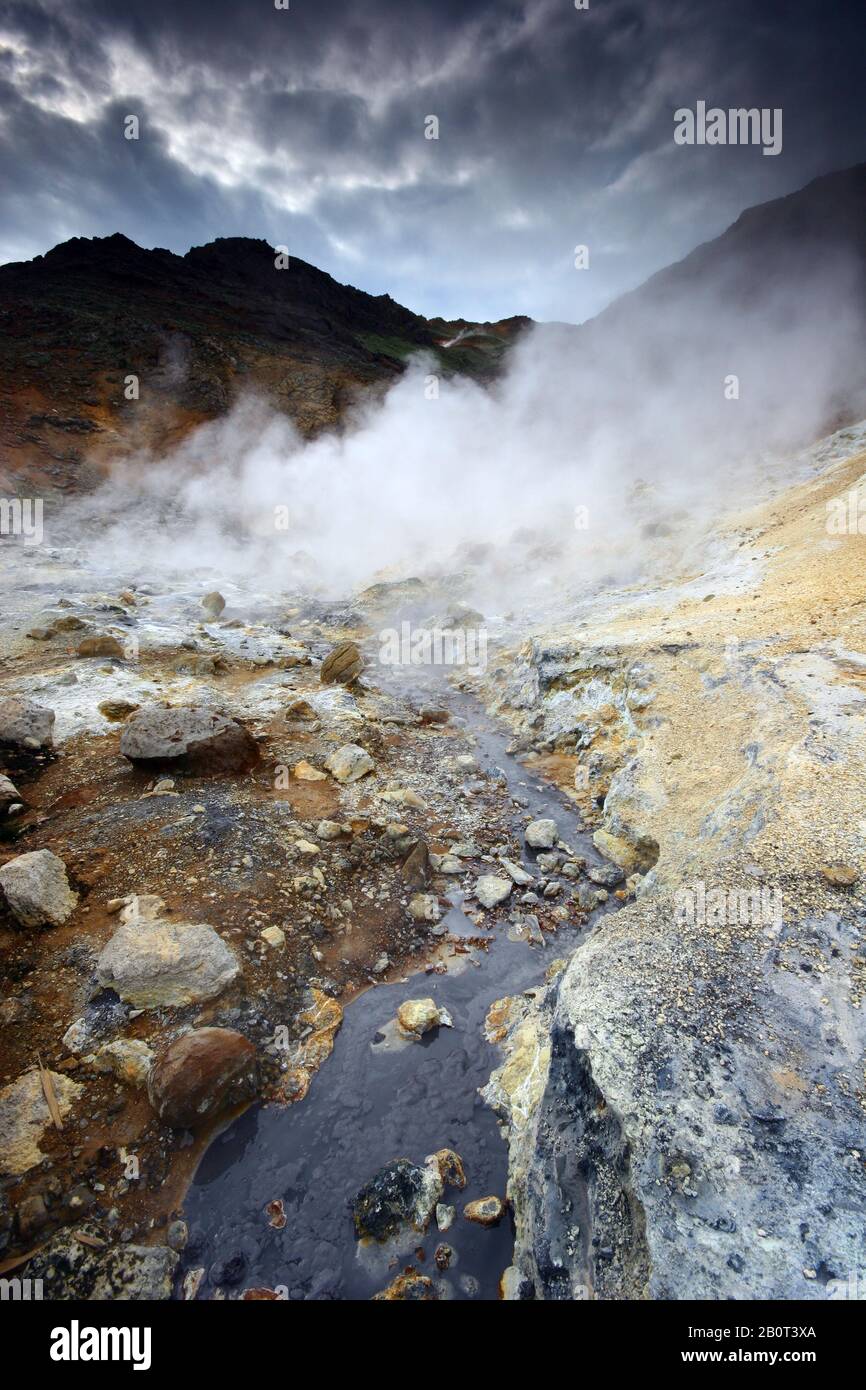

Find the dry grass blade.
xmin=0 ymin=1242 xmax=47 ymax=1274
xmin=36 ymin=1053 xmax=64 ymax=1131
xmin=74 ymin=1233 xmax=106 ymax=1249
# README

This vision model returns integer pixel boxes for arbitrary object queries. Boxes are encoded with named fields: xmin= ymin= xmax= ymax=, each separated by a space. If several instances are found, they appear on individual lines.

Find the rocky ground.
xmin=0 ymin=556 xmax=604 ymax=1297
xmin=2 ymin=419 xmax=866 ymax=1301
xmin=477 ymin=421 xmax=866 ymax=1299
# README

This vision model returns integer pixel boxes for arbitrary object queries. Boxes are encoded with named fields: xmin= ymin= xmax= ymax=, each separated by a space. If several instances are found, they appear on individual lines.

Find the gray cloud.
xmin=1 ymin=0 xmax=864 ymax=320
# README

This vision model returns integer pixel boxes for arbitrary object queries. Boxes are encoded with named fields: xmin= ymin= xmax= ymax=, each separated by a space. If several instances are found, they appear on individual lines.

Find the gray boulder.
xmin=120 ymin=705 xmax=259 ymax=775
xmin=0 ymin=697 xmax=54 ymax=750
xmin=97 ymin=918 xmax=240 ymax=1008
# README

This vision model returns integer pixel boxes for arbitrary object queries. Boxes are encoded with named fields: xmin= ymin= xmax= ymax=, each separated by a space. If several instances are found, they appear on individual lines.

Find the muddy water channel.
xmin=181 ymin=685 xmax=618 ymax=1301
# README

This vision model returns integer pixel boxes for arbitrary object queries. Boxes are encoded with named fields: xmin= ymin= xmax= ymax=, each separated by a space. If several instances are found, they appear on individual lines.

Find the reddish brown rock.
xmin=147 ymin=1028 xmax=258 ymax=1129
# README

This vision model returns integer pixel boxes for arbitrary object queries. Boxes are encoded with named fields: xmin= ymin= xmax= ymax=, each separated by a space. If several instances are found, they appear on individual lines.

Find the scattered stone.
xmin=408 ymin=892 xmax=441 ymax=924
xmin=0 ymin=696 xmax=54 ymax=749
xmin=317 ymin=819 xmax=347 ymax=840
xmin=426 ymin=1148 xmax=467 ymax=1189
xmin=201 ymin=591 xmax=226 ymax=618
xmin=97 ymin=918 xmax=239 ymax=1008
xmin=820 ymin=864 xmax=859 ymax=888
xmin=587 ymin=861 xmax=626 ymax=888
xmin=401 ymin=840 xmax=430 ymax=887
xmin=26 ymin=626 xmax=53 ymax=641
xmin=98 ymin=699 xmax=140 ymax=722
xmin=419 ymin=707 xmax=450 ymax=725
xmin=261 ymin=925 xmax=285 ymax=948
xmin=166 ymin=1220 xmax=188 ymax=1252
xmin=93 ymin=1039 xmax=154 ymax=1087
xmin=16 ymin=1192 xmax=49 ymax=1241
xmin=475 ymin=875 xmax=512 ymax=909
xmin=147 ymin=1028 xmax=258 ymax=1129
xmin=320 ymin=640 xmax=364 ymax=685
xmin=266 ymin=1199 xmax=287 ymax=1230
xmin=286 ymin=698 xmax=317 ymax=721
xmin=434 ymin=1243 xmax=453 ymax=1271
xmin=325 ymin=743 xmax=375 ymax=783
xmin=353 ymin=1157 xmax=443 ymax=1242
xmin=0 ymin=1068 xmax=82 ymax=1177
xmin=293 ymin=759 xmax=327 ymax=781
xmin=0 ymin=774 xmax=23 ymax=812
xmin=0 ymin=849 xmax=78 ymax=928
xmin=120 ymin=705 xmax=260 ymax=774
xmin=464 ymin=1195 xmax=507 ymax=1227
xmin=500 ymin=858 xmax=534 ymax=886
xmin=397 ymin=999 xmax=451 ymax=1039
xmin=62 ymin=1018 xmax=89 ymax=1053
xmin=77 ymin=634 xmax=126 ymax=659
xmin=372 ymin=1270 xmax=438 ymax=1300
xmin=436 ymin=1203 xmax=455 ymax=1232
xmin=525 ymin=819 xmax=558 ymax=850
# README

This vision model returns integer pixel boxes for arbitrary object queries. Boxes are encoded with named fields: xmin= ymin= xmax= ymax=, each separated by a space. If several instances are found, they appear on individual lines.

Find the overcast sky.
xmin=1 ymin=0 xmax=864 ymax=322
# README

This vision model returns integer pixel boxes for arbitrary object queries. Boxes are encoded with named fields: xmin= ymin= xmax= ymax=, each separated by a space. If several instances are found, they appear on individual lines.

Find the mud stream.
xmin=180 ymin=681 xmax=616 ymax=1301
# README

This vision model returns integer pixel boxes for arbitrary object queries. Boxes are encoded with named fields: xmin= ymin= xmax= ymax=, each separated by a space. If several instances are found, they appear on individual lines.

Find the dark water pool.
xmin=180 ymin=689 xmax=613 ymax=1300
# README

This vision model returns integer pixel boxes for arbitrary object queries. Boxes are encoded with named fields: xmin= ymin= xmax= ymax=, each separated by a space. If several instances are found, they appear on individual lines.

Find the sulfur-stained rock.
xmin=93 ymin=1039 xmax=154 ymax=1087
xmin=464 ymin=1195 xmax=507 ymax=1227
xmin=293 ymin=759 xmax=327 ymax=780
xmin=0 ymin=1068 xmax=82 ymax=1177
xmin=408 ymin=892 xmax=440 ymax=924
xmin=820 ymin=864 xmax=859 ymax=888
xmin=426 ymin=1148 xmax=466 ymax=1189
xmin=372 ymin=1270 xmax=438 ymax=1300
xmin=201 ymin=591 xmax=226 ymax=618
xmin=397 ymin=998 xmax=450 ymax=1039
xmin=147 ymin=1028 xmax=258 ymax=1129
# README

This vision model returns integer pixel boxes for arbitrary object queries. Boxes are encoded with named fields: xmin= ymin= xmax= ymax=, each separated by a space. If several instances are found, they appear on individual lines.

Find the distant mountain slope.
xmin=1 ymin=163 xmax=866 ymax=493
xmin=0 ymin=232 xmax=528 ymax=490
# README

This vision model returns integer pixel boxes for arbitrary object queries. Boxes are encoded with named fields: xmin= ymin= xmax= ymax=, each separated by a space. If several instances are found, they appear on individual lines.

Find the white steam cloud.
xmin=59 ymin=241 xmax=866 ymax=614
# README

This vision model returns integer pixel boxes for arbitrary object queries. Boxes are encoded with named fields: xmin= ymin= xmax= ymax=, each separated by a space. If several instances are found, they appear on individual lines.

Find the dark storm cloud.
xmin=1 ymin=0 xmax=864 ymax=320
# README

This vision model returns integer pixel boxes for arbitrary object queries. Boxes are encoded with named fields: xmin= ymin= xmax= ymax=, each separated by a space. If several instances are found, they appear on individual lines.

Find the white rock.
xmin=325 ymin=744 xmax=375 ymax=783
xmin=525 ymin=818 xmax=558 ymax=850
xmin=475 ymin=875 xmax=512 ymax=909
xmin=0 ymin=849 xmax=78 ymax=928
xmin=436 ymin=1203 xmax=456 ymax=1232
xmin=500 ymin=858 xmax=534 ymax=886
